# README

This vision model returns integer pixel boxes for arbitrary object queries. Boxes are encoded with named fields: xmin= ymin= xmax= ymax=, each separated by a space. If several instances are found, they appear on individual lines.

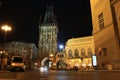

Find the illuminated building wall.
xmin=65 ymin=36 xmax=95 ymax=69
xmin=90 ymin=0 xmax=120 ymax=70
xmin=0 ymin=41 xmax=37 ymax=69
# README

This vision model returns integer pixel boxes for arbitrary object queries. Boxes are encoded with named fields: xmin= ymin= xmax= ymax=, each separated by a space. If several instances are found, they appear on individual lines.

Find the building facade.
xmin=55 ymin=49 xmax=66 ymax=69
xmin=90 ymin=0 xmax=120 ymax=70
xmin=0 ymin=41 xmax=37 ymax=69
xmin=38 ymin=6 xmax=58 ymax=66
xmin=65 ymin=36 xmax=95 ymax=70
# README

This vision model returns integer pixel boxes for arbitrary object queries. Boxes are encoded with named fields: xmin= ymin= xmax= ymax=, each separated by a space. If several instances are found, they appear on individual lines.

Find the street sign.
xmin=92 ymin=54 xmax=97 ymax=66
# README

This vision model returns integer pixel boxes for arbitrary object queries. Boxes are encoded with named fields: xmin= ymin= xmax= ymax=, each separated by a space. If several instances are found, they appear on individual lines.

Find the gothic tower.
xmin=38 ymin=6 xmax=58 ymax=64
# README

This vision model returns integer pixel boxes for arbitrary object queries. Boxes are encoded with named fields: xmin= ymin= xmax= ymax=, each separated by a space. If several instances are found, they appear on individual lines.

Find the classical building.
xmin=38 ymin=6 xmax=58 ymax=66
xmin=90 ymin=0 xmax=120 ymax=70
xmin=0 ymin=41 xmax=37 ymax=69
xmin=65 ymin=36 xmax=95 ymax=70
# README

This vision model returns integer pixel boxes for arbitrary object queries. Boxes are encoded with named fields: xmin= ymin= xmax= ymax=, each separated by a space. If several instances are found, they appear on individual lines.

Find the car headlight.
xmin=11 ymin=63 xmax=15 ymax=66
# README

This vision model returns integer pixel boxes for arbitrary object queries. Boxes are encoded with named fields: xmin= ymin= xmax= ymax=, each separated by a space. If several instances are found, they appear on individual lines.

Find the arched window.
xmin=74 ymin=49 xmax=79 ymax=58
xmin=81 ymin=48 xmax=85 ymax=57
xmin=58 ymin=55 xmax=59 ymax=58
xmin=68 ymin=50 xmax=73 ymax=58
xmin=61 ymin=54 xmax=64 ymax=58
xmin=88 ymin=47 xmax=92 ymax=57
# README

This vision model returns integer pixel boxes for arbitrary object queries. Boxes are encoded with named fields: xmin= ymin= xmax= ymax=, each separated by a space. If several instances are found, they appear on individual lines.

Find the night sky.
xmin=0 ymin=0 xmax=93 ymax=47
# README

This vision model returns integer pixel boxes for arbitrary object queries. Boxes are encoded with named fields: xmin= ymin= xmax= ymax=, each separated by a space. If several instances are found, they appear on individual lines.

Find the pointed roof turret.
xmin=44 ymin=5 xmax=56 ymax=23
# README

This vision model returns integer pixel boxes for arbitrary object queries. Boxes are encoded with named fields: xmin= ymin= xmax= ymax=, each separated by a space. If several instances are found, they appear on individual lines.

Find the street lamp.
xmin=0 ymin=25 xmax=12 ymax=70
xmin=1 ymin=25 xmax=12 ymax=48
xmin=49 ymin=54 xmax=53 ymax=68
xmin=49 ymin=54 xmax=53 ymax=61
xmin=59 ymin=44 xmax=64 ymax=52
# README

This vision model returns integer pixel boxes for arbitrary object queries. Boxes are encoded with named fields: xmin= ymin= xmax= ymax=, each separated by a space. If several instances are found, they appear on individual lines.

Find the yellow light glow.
xmin=0 ymin=51 xmax=2 ymax=54
xmin=53 ymin=63 xmax=56 ymax=66
xmin=1 ymin=25 xmax=12 ymax=32
xmin=82 ymin=63 xmax=86 ymax=67
xmin=49 ymin=54 xmax=53 ymax=57
xmin=34 ymin=63 xmax=38 ymax=66
xmin=11 ymin=63 xmax=15 ymax=66
xmin=88 ymin=63 xmax=92 ymax=66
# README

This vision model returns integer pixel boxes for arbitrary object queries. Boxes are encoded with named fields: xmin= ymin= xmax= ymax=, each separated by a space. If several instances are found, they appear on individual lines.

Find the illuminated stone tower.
xmin=38 ymin=6 xmax=58 ymax=63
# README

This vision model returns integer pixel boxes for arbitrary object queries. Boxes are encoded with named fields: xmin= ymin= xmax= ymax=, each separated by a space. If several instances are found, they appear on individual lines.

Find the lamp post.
xmin=49 ymin=54 xmax=53 ymax=68
xmin=59 ymin=44 xmax=64 ymax=52
xmin=0 ymin=25 xmax=12 ymax=70
xmin=49 ymin=54 xmax=53 ymax=61
xmin=1 ymin=25 xmax=12 ymax=49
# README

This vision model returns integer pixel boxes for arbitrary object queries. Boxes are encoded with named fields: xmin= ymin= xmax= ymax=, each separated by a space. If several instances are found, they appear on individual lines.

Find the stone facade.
xmin=38 ymin=6 xmax=58 ymax=67
xmin=0 ymin=41 xmax=37 ymax=69
xmin=65 ymin=36 xmax=95 ymax=70
xmin=90 ymin=0 xmax=120 ymax=70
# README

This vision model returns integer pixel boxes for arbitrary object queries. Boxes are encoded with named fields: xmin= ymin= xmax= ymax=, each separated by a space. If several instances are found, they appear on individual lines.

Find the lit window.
xmin=68 ymin=50 xmax=73 ymax=58
xmin=103 ymin=48 xmax=107 ymax=56
xmin=74 ymin=49 xmax=79 ymax=58
xmin=88 ymin=47 xmax=92 ymax=57
xmin=98 ymin=13 xmax=104 ymax=30
xmin=81 ymin=48 xmax=85 ymax=57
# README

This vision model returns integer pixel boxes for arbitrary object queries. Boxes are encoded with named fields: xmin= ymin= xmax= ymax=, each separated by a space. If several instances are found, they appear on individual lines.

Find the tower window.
xmin=103 ymin=48 xmax=107 ymax=56
xmin=98 ymin=13 xmax=104 ymax=30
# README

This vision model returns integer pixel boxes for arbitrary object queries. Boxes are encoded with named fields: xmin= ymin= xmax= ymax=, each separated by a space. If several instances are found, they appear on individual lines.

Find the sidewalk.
xmin=0 ymin=70 xmax=10 ymax=72
xmin=96 ymin=70 xmax=120 ymax=72
xmin=78 ymin=69 xmax=120 ymax=72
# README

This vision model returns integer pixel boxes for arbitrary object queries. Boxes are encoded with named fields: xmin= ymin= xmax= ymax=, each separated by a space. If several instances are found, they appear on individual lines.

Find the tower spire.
xmin=44 ymin=5 xmax=56 ymax=23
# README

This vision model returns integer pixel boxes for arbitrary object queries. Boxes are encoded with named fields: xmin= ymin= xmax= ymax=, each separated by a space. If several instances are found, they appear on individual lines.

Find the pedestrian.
xmin=74 ymin=66 xmax=78 ymax=72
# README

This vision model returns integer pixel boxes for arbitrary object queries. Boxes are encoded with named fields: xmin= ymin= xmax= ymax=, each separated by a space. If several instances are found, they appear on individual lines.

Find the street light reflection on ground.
xmin=39 ymin=66 xmax=48 ymax=72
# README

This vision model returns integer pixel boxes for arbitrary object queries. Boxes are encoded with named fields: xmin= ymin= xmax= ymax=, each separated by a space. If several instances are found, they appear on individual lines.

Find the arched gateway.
xmin=41 ymin=57 xmax=50 ymax=67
